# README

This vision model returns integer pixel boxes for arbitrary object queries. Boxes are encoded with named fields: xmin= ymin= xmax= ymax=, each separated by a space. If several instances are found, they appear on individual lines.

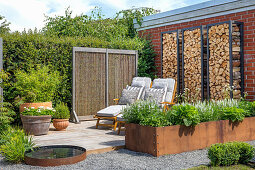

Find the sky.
xmin=0 ymin=0 xmax=209 ymax=32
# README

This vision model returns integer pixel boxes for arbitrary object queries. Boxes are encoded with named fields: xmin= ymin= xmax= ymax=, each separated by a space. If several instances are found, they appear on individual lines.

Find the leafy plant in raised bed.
xmin=122 ymin=100 xmax=171 ymax=127
xmin=167 ymin=104 xmax=200 ymax=126
xmin=220 ymin=106 xmax=245 ymax=122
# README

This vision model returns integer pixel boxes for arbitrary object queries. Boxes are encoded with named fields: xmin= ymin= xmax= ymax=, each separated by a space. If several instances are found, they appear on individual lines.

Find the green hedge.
xmin=1 ymin=32 xmax=144 ymax=107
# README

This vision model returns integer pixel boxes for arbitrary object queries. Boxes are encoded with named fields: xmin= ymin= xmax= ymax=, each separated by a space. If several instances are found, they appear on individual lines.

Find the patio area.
xmin=33 ymin=120 xmax=125 ymax=155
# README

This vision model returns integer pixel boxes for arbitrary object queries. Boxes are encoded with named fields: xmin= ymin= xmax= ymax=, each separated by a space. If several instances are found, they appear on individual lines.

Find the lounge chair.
xmin=116 ymin=78 xmax=177 ymax=134
xmin=151 ymin=78 xmax=177 ymax=111
xmin=95 ymin=77 xmax=152 ymax=131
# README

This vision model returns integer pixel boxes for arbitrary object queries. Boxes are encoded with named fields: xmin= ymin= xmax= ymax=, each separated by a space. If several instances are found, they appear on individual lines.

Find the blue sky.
xmin=0 ymin=0 xmax=209 ymax=32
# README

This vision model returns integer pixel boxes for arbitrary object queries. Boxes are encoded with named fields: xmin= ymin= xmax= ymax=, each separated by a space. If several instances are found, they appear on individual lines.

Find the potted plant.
xmin=14 ymin=65 xmax=60 ymax=112
xmin=53 ymin=102 xmax=70 ymax=131
xmin=21 ymin=107 xmax=55 ymax=135
xmin=14 ymin=65 xmax=60 ymax=135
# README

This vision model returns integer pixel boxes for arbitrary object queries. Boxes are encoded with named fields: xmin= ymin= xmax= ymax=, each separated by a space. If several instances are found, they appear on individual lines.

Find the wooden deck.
xmin=33 ymin=120 xmax=125 ymax=155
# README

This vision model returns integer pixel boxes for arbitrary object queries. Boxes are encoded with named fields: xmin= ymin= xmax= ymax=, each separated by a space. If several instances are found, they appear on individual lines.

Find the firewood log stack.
xmin=209 ymin=23 xmax=230 ymax=100
xmin=162 ymin=33 xmax=178 ymax=81
xmin=208 ymin=23 xmax=241 ymax=100
xmin=232 ymin=24 xmax=241 ymax=99
xmin=183 ymin=28 xmax=202 ymax=100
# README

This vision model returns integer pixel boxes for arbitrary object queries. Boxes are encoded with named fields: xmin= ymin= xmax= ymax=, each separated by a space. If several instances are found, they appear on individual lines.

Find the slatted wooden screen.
xmin=108 ymin=51 xmax=137 ymax=106
xmin=73 ymin=47 xmax=137 ymax=119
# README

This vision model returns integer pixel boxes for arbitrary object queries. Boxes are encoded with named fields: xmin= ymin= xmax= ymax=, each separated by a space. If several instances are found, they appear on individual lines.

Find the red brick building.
xmin=136 ymin=0 xmax=255 ymax=100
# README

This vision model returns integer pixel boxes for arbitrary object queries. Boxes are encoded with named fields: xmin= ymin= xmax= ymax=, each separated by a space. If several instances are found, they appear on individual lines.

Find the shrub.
xmin=208 ymin=142 xmax=240 ymax=166
xmin=0 ymin=100 xmax=14 ymax=132
xmin=208 ymin=142 xmax=255 ymax=166
xmin=167 ymin=104 xmax=200 ymax=126
xmin=21 ymin=107 xmax=55 ymax=116
xmin=53 ymin=102 xmax=70 ymax=119
xmin=122 ymin=100 xmax=171 ymax=127
xmin=14 ymin=65 xmax=61 ymax=103
xmin=220 ymin=107 xmax=245 ymax=122
xmin=236 ymin=142 xmax=255 ymax=164
xmin=138 ymin=37 xmax=156 ymax=79
xmin=0 ymin=128 xmax=35 ymax=163
xmin=0 ymin=71 xmax=14 ymax=131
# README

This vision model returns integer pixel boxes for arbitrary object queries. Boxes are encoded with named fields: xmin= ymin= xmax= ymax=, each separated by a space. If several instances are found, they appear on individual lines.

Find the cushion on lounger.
xmin=131 ymin=77 xmax=151 ymax=89
xmin=118 ymin=86 xmax=144 ymax=105
xmin=96 ymin=105 xmax=127 ymax=117
xmin=144 ymin=86 xmax=167 ymax=105
xmin=152 ymin=78 xmax=175 ymax=103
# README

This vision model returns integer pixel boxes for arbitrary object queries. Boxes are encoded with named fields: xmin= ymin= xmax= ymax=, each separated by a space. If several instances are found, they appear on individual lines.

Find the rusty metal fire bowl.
xmin=24 ymin=145 xmax=86 ymax=167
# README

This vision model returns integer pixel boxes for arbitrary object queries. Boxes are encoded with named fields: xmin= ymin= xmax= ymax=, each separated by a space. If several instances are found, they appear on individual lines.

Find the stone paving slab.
xmin=33 ymin=120 xmax=125 ymax=153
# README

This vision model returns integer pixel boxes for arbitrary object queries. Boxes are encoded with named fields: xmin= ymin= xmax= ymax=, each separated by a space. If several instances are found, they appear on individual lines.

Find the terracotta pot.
xmin=53 ymin=119 xmax=69 ymax=131
xmin=20 ymin=114 xmax=52 ymax=136
xmin=20 ymin=102 xmax=52 ymax=113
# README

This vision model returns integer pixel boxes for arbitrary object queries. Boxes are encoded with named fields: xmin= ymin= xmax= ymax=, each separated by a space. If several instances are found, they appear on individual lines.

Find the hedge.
xmin=1 ymin=32 xmax=144 ymax=107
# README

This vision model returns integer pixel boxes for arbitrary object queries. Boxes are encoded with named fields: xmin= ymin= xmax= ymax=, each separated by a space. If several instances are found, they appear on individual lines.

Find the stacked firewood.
xmin=208 ymin=23 xmax=241 ymax=100
xmin=162 ymin=33 xmax=178 ymax=80
xmin=183 ymin=28 xmax=202 ymax=100
xmin=232 ymin=24 xmax=241 ymax=99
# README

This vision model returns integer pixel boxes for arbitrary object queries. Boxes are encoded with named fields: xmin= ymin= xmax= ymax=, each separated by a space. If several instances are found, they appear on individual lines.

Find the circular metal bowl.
xmin=24 ymin=145 xmax=86 ymax=167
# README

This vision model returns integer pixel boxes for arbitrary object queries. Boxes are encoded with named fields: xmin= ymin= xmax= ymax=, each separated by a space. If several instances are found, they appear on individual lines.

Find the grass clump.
xmin=0 ymin=128 xmax=35 ymax=163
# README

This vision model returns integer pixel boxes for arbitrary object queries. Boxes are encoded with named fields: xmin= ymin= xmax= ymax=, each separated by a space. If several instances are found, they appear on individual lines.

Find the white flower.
xmin=31 ymin=107 xmax=35 ymax=109
xmin=38 ymin=106 xmax=45 ymax=109
xmin=46 ymin=107 xmax=53 ymax=110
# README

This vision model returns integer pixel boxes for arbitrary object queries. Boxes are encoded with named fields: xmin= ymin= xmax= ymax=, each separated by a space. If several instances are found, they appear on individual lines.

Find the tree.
xmin=116 ymin=7 xmax=159 ymax=38
xmin=0 ymin=15 xmax=10 ymax=34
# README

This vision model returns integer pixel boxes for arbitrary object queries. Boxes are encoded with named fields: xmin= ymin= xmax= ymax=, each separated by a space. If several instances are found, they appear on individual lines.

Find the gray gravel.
xmin=1 ymin=141 xmax=255 ymax=170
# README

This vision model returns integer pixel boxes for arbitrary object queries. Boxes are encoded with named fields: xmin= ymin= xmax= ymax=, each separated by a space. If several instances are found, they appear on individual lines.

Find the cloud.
xmin=0 ymin=0 xmax=95 ymax=32
xmin=0 ymin=0 xmax=209 ymax=32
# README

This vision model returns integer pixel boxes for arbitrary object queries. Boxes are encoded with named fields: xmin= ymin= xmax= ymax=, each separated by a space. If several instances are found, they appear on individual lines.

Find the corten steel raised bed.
xmin=125 ymin=117 xmax=255 ymax=157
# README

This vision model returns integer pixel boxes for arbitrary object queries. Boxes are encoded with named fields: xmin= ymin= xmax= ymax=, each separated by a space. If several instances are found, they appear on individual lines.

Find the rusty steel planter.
xmin=125 ymin=117 xmax=255 ymax=157
xmin=21 ymin=114 xmax=52 ymax=136
xmin=24 ymin=145 xmax=86 ymax=167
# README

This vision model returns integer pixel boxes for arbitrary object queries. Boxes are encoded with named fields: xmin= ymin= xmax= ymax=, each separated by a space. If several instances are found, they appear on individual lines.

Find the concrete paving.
xmin=33 ymin=120 xmax=125 ymax=154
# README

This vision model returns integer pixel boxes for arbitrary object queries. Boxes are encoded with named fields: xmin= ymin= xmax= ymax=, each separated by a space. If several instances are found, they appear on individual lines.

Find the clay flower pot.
xmin=21 ymin=114 xmax=52 ymax=136
xmin=53 ymin=119 xmax=69 ymax=131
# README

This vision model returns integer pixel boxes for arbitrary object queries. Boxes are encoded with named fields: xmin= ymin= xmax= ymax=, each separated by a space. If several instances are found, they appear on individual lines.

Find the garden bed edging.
xmin=125 ymin=117 xmax=255 ymax=157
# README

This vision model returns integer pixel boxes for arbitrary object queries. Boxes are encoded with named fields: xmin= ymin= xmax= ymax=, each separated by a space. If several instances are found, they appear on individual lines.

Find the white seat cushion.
xmin=152 ymin=78 xmax=175 ymax=103
xmin=131 ymin=77 xmax=151 ymax=89
xmin=96 ymin=105 xmax=127 ymax=117
xmin=117 ymin=114 xmax=125 ymax=121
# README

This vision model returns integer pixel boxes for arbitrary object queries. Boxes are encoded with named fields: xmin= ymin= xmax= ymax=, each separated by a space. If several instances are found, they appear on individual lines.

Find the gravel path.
xmin=1 ymin=141 xmax=255 ymax=170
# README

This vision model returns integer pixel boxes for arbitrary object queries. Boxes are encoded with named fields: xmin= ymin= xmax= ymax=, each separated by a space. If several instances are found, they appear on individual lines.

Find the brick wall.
xmin=139 ymin=9 xmax=255 ymax=100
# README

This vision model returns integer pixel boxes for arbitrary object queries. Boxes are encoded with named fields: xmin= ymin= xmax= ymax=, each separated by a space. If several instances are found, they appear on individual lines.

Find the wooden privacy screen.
xmin=182 ymin=26 xmax=204 ymax=101
xmin=108 ymin=53 xmax=136 ymax=106
xmin=73 ymin=47 xmax=137 ymax=118
xmin=161 ymin=30 xmax=180 ymax=94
